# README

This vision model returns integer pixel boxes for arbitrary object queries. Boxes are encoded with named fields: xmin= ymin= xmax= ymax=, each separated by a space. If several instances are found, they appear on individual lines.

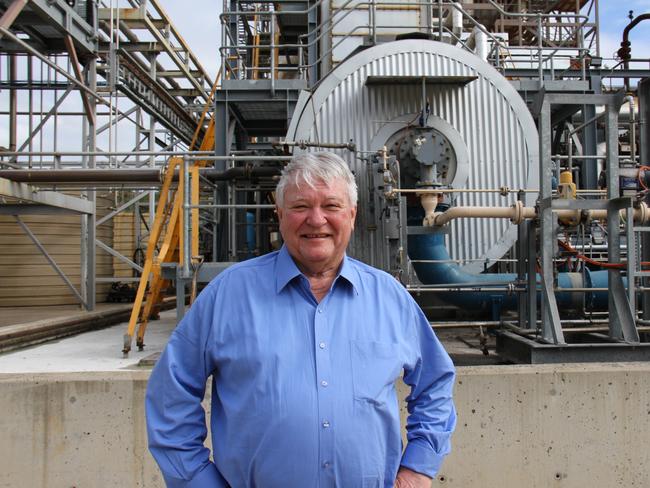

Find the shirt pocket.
xmin=350 ymin=340 xmax=401 ymax=406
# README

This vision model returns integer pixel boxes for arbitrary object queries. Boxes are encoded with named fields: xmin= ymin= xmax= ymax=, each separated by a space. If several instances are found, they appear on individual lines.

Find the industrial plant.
xmin=1 ymin=0 xmax=649 ymax=486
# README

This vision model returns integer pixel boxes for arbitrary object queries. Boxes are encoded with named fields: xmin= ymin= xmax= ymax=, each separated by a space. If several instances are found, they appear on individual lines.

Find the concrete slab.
xmin=0 ymin=303 xmax=126 ymax=328
xmin=0 ymin=309 xmax=177 ymax=373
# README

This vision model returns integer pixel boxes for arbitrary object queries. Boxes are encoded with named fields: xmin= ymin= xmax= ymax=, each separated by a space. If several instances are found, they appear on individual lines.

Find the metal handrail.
xmin=219 ymin=0 xmax=597 ymax=82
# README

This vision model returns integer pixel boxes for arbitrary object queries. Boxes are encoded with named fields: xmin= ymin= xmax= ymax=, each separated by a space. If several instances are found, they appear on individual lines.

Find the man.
xmin=146 ymin=152 xmax=456 ymax=488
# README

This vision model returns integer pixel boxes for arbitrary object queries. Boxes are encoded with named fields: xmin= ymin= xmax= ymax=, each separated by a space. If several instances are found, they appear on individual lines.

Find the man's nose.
xmin=306 ymin=207 xmax=327 ymax=226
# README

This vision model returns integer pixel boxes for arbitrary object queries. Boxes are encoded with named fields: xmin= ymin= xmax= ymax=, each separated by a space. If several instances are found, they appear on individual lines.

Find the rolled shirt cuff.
xmin=163 ymin=462 xmax=228 ymax=488
xmin=400 ymin=438 xmax=446 ymax=479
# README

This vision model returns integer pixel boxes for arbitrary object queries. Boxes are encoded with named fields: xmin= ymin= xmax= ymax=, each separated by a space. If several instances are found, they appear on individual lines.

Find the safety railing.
xmin=218 ymin=0 xmax=598 ymax=84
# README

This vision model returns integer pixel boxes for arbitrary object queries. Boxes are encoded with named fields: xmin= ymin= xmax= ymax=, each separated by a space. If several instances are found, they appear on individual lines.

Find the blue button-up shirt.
xmin=146 ymin=246 xmax=456 ymax=488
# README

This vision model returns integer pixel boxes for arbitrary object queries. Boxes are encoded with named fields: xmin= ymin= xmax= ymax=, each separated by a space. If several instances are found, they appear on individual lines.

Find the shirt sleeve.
xmin=145 ymin=284 xmax=228 ymax=487
xmin=400 ymin=296 xmax=457 ymax=478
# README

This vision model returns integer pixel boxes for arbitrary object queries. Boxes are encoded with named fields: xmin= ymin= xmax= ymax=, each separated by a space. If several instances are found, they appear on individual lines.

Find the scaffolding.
xmin=0 ymin=0 xmax=214 ymax=311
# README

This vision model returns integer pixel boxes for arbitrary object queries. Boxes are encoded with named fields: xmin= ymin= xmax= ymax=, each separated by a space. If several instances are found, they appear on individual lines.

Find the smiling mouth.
xmin=302 ymin=233 xmax=330 ymax=239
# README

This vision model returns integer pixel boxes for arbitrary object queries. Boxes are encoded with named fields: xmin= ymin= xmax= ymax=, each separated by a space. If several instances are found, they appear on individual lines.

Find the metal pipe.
xmin=429 ymin=203 xmax=650 ymax=227
xmin=392 ymin=188 xmax=538 ymax=195
xmin=618 ymin=13 xmax=650 ymax=92
xmin=278 ymin=140 xmax=357 ymax=151
xmin=191 ymin=204 xmax=275 ymax=209
xmin=1 ymin=153 xmax=288 ymax=162
xmin=407 ymin=286 xmax=521 ymax=293
xmin=432 ymin=204 xmax=537 ymax=226
xmin=0 ymin=167 xmax=281 ymax=184
xmin=627 ymin=95 xmax=636 ymax=163
xmin=408 ymin=231 xmax=614 ymax=315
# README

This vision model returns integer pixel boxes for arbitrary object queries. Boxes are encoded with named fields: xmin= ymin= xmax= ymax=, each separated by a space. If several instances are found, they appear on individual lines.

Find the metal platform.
xmin=215 ymin=79 xmax=308 ymax=154
xmin=496 ymin=330 xmax=650 ymax=364
xmin=0 ymin=0 xmax=97 ymax=55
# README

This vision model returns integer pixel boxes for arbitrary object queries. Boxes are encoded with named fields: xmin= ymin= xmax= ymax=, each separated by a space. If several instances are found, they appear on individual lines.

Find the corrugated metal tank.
xmin=287 ymin=39 xmax=539 ymax=273
xmin=0 ymin=194 xmax=113 ymax=307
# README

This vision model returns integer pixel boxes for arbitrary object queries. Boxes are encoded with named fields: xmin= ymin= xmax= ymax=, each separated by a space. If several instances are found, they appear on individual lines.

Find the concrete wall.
xmin=1 ymin=363 xmax=649 ymax=487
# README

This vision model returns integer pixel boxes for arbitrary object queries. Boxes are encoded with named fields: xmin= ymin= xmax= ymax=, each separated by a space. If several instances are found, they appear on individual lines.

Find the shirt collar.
xmin=275 ymin=245 xmax=303 ymax=293
xmin=275 ymin=244 xmax=360 ymax=295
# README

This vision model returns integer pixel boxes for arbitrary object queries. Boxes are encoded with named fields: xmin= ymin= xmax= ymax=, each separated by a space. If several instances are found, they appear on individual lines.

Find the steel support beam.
xmin=581 ymin=103 xmax=599 ymax=189
xmin=639 ymin=78 xmax=650 ymax=322
xmin=504 ymin=68 xmax=650 ymax=80
xmin=19 ymin=0 xmax=97 ymax=54
xmin=96 ymin=238 xmax=144 ymax=273
xmin=81 ymin=61 xmax=97 ymax=311
xmin=604 ymin=98 xmax=638 ymax=342
xmin=12 ymin=85 xmax=73 ymax=160
xmin=115 ymin=51 xmax=198 ymax=144
xmin=496 ymin=331 xmax=650 ymax=364
xmin=0 ymin=177 xmax=94 ymax=214
xmin=14 ymin=215 xmax=87 ymax=308
xmin=536 ymin=96 xmax=565 ymax=344
xmin=0 ymin=0 xmax=29 ymax=31
xmin=63 ymin=34 xmax=95 ymax=125
xmin=0 ymin=204 xmax=85 ymax=214
xmin=96 ymin=192 xmax=149 ymax=227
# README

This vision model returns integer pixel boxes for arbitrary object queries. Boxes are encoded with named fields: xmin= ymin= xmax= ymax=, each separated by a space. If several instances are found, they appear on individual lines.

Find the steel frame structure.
xmin=0 ymin=0 xmax=214 ymax=311
xmin=2 ymin=0 xmax=649 ymax=363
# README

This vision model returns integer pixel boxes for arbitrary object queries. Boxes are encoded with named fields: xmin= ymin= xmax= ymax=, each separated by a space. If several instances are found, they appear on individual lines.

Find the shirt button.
xmin=320 ymin=380 xmax=328 ymax=387
xmin=322 ymin=420 xmax=330 ymax=428
xmin=317 ymin=308 xmax=323 ymax=313
xmin=319 ymin=342 xmax=326 ymax=349
xmin=322 ymin=461 xmax=330 ymax=468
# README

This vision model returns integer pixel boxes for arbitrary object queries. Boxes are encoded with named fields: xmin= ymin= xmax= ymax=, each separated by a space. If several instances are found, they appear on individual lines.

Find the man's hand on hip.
xmin=394 ymin=467 xmax=432 ymax=488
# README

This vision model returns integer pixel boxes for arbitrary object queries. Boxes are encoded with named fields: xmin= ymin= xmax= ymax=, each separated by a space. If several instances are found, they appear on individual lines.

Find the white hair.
xmin=276 ymin=152 xmax=358 ymax=207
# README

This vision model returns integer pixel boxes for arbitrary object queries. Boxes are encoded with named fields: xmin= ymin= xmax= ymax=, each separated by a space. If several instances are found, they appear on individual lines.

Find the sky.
xmin=162 ymin=0 xmax=650 ymax=79
xmin=597 ymin=0 xmax=650 ymax=63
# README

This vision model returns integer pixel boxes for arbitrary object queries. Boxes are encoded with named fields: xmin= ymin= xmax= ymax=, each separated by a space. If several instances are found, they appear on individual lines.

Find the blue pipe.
xmin=407 ymin=231 xmax=612 ymax=316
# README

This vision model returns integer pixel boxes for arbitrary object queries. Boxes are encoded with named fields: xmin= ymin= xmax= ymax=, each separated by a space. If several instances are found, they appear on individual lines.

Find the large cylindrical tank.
xmin=287 ymin=39 xmax=539 ymax=273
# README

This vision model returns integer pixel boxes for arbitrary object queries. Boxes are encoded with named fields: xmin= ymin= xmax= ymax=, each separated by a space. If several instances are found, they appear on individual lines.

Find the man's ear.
xmin=350 ymin=206 xmax=357 ymax=230
xmin=276 ymin=205 xmax=283 ymax=221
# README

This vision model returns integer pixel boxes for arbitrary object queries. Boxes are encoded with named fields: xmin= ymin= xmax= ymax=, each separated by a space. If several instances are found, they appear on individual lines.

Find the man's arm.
xmin=400 ymin=297 xmax=457 ymax=481
xmin=145 ymin=285 xmax=227 ymax=488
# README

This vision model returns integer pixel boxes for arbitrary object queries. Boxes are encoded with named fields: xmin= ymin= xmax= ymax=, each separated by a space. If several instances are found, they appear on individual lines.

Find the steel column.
xmin=581 ymin=103 xmax=599 ymax=189
xmin=605 ymin=99 xmax=638 ymax=342
xmin=86 ymin=61 xmax=97 ymax=310
xmin=639 ymin=78 xmax=650 ymax=322
xmin=537 ymin=97 xmax=566 ymax=344
xmin=9 ymin=54 xmax=17 ymax=152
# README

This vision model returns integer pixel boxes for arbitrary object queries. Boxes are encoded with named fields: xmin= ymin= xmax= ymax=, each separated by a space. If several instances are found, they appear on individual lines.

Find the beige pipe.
xmin=429 ymin=201 xmax=650 ymax=227
xmin=432 ymin=202 xmax=536 ymax=226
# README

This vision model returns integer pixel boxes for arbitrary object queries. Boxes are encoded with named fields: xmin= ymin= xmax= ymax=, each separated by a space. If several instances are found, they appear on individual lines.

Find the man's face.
xmin=277 ymin=178 xmax=357 ymax=273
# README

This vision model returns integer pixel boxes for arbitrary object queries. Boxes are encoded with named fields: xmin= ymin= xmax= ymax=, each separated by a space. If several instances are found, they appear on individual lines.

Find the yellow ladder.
xmin=122 ymin=76 xmax=219 ymax=355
